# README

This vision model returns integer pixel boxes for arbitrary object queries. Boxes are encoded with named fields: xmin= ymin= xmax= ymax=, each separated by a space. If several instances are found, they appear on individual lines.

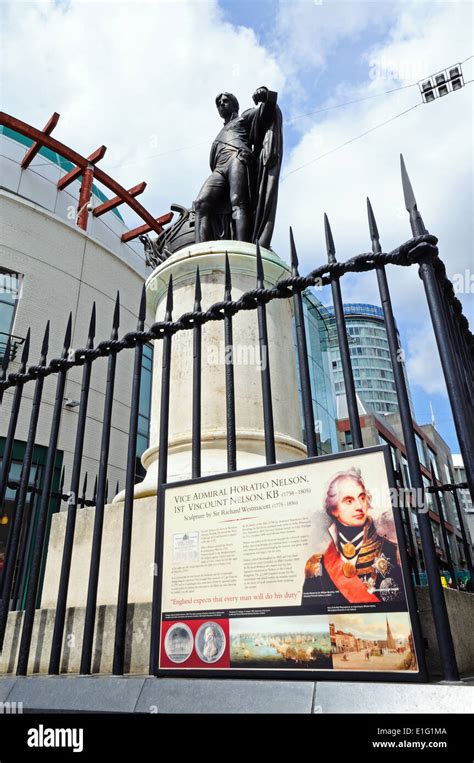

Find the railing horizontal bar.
xmin=2 ymin=234 xmax=459 ymax=396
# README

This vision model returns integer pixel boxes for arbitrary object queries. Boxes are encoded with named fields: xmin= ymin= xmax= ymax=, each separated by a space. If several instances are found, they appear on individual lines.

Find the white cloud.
xmin=405 ymin=325 xmax=447 ymax=395
xmin=1 ymin=0 xmax=472 ymax=406
xmin=274 ymin=0 xmax=397 ymax=76
xmin=1 ymin=0 xmax=285 ymax=216
xmin=272 ymin=0 xmax=473 ymax=399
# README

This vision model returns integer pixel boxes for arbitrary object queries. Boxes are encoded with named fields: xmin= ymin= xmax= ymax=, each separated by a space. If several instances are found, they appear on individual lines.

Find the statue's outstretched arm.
xmin=252 ymin=86 xmax=277 ymax=105
xmin=252 ymin=86 xmax=277 ymax=125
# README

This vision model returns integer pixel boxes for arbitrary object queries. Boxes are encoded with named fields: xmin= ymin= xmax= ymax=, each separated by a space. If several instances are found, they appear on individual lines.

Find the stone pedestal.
xmin=121 ymin=240 xmax=306 ymax=501
xmin=38 ymin=241 xmax=305 ymax=612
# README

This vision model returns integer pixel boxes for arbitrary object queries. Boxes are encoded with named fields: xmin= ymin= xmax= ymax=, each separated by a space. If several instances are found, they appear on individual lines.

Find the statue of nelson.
xmin=193 ymin=86 xmax=283 ymax=249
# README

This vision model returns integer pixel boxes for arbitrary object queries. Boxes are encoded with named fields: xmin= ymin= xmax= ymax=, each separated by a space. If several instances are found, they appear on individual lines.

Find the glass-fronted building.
xmin=452 ymin=453 xmax=474 ymax=555
xmin=0 ymin=268 xmax=22 ymax=362
xmin=294 ymin=290 xmax=338 ymax=455
xmin=327 ymin=303 xmax=413 ymax=416
xmin=136 ymin=343 xmax=153 ymax=481
xmin=0 ymin=124 xmax=154 ymax=602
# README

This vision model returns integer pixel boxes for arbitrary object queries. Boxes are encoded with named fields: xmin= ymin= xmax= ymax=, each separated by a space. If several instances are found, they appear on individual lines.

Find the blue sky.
xmin=219 ymin=0 xmax=397 ymax=150
xmin=2 ymin=0 xmax=472 ymax=455
xmin=218 ymin=0 xmax=472 ymax=453
xmin=219 ymin=0 xmax=394 ymax=147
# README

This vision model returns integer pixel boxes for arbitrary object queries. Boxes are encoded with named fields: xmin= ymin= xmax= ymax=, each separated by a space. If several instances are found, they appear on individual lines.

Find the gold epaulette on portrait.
xmin=305 ymin=554 xmax=323 ymax=578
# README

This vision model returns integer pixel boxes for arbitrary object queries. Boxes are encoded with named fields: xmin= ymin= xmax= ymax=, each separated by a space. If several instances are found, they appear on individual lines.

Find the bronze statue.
xmin=141 ymin=87 xmax=283 ymax=267
xmin=194 ymin=86 xmax=283 ymax=249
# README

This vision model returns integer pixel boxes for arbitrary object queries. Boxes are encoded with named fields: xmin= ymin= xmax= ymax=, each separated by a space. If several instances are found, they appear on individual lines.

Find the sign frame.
xmin=155 ymin=445 xmax=428 ymax=682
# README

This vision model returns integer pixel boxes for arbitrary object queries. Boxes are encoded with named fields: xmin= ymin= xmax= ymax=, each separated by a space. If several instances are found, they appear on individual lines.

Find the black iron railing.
xmin=0 ymin=156 xmax=472 ymax=682
xmin=0 ymin=332 xmax=25 ymax=364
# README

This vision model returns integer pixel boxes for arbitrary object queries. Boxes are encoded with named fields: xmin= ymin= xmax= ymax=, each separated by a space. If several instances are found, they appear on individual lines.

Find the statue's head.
xmin=324 ymin=467 xmax=372 ymax=527
xmin=215 ymin=92 xmax=239 ymax=119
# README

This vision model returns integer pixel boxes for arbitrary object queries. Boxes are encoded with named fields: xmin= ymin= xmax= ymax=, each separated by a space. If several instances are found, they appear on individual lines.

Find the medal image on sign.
xmin=374 ymin=555 xmax=390 ymax=576
xmin=164 ymin=623 xmax=194 ymax=664
xmin=342 ymin=542 xmax=356 ymax=559
xmin=195 ymin=622 xmax=226 ymax=664
xmin=342 ymin=562 xmax=357 ymax=578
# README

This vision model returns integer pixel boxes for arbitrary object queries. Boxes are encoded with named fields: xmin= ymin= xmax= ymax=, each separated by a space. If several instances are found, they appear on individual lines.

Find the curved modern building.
xmin=0 ymin=116 xmax=159 ymax=579
xmin=296 ymin=291 xmax=338 ymax=455
xmin=327 ymin=302 xmax=413 ymax=416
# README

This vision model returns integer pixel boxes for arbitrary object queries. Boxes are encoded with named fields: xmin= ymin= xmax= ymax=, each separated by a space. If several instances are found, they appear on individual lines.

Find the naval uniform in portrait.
xmin=302 ymin=516 xmax=403 ymax=605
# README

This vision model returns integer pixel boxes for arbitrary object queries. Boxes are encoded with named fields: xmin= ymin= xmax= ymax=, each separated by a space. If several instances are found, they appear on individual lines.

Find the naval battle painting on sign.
xmin=156 ymin=446 xmax=425 ymax=680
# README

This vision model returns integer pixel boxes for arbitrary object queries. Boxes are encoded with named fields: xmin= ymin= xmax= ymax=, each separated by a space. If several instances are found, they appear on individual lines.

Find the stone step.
xmin=0 ymin=674 xmax=472 ymax=714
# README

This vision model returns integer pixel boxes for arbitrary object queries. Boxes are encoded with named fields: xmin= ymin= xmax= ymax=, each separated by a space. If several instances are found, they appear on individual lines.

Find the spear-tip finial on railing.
xmin=194 ymin=266 xmax=202 ymax=312
xmin=112 ymin=291 xmax=120 ymax=337
xmin=224 ymin=252 xmax=232 ymax=301
xmin=256 ymin=241 xmax=264 ymax=288
xmin=289 ymin=226 xmax=299 ymax=276
xmin=62 ymin=313 xmax=73 ymax=358
xmin=400 ymin=153 xmax=417 ymax=213
xmin=87 ymin=303 xmax=96 ymax=348
xmin=165 ymin=275 xmax=173 ymax=321
xmin=366 ymin=197 xmax=382 ymax=254
xmin=400 ymin=154 xmax=427 ymax=235
xmin=19 ymin=328 xmax=31 ymax=371
xmin=138 ymin=284 xmax=147 ymax=329
xmin=324 ymin=213 xmax=336 ymax=263
xmin=40 ymin=321 xmax=50 ymax=365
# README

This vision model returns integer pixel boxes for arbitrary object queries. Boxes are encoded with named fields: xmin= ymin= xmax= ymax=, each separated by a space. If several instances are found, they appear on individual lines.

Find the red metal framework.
xmin=1 ymin=111 xmax=173 ymax=240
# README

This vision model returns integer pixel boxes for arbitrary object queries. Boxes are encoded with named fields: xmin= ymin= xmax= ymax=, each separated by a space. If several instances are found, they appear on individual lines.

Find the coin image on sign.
xmin=164 ymin=623 xmax=194 ymax=664
xmin=195 ymin=622 xmax=226 ymax=664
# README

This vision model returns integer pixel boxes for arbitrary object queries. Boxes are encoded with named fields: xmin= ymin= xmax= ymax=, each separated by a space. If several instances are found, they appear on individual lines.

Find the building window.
xmin=401 ymin=456 xmax=411 ymax=488
xmin=428 ymin=448 xmax=440 ymax=481
xmin=0 ymin=440 xmax=62 ymax=609
xmin=430 ymin=520 xmax=442 ymax=550
xmin=0 ymin=269 xmax=21 ymax=362
xmin=415 ymin=433 xmax=428 ymax=469
xmin=378 ymin=434 xmax=397 ymax=471
xmin=135 ymin=343 xmax=153 ymax=481
xmin=422 ymin=475 xmax=435 ymax=513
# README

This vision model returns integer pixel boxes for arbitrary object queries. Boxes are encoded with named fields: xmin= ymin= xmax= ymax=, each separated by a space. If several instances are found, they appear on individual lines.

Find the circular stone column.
xmin=117 ymin=240 xmax=306 ymax=500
